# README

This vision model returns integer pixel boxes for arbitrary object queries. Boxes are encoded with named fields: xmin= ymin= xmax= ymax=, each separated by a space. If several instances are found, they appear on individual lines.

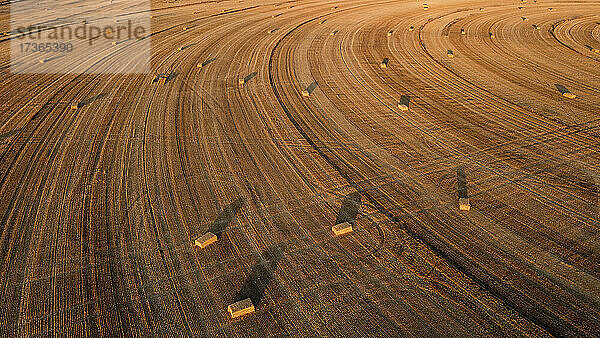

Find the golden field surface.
xmin=1 ymin=0 xmax=599 ymax=336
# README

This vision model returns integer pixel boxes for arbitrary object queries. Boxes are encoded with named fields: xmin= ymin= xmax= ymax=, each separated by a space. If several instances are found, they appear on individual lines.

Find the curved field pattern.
xmin=1 ymin=0 xmax=599 ymax=336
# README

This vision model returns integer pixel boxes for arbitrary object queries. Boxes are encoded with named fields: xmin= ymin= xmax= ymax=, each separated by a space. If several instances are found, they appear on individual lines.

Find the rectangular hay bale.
xmin=380 ymin=58 xmax=389 ymax=68
xmin=332 ymin=222 xmax=353 ymax=236
xmin=459 ymin=198 xmax=470 ymax=211
xmin=194 ymin=232 xmax=217 ymax=249
xmin=228 ymin=298 xmax=255 ymax=318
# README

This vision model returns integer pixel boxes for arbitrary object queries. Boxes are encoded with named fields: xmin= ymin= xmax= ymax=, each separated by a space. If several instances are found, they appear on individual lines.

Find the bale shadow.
xmin=243 ymin=72 xmax=257 ymax=83
xmin=234 ymin=245 xmax=283 ymax=307
xmin=201 ymin=57 xmax=216 ymax=67
xmin=164 ymin=72 xmax=178 ymax=84
xmin=457 ymin=166 xmax=468 ymax=198
xmin=335 ymin=192 xmax=362 ymax=225
xmin=306 ymin=81 xmax=318 ymax=94
xmin=400 ymin=95 xmax=410 ymax=107
xmin=78 ymin=93 xmax=107 ymax=108
xmin=555 ymin=83 xmax=570 ymax=94
xmin=42 ymin=55 xmax=65 ymax=63
xmin=208 ymin=197 xmax=244 ymax=239
xmin=179 ymin=43 xmax=196 ymax=51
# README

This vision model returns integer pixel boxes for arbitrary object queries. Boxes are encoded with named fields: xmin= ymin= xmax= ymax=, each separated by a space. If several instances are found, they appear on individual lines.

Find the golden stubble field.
xmin=0 ymin=0 xmax=599 ymax=336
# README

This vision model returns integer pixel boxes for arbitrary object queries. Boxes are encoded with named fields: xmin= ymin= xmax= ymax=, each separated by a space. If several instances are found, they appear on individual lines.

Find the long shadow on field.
xmin=305 ymin=81 xmax=318 ymax=95
xmin=208 ymin=198 xmax=244 ymax=239
xmin=335 ymin=192 xmax=362 ymax=225
xmin=77 ymin=93 xmax=107 ymax=108
xmin=165 ymin=72 xmax=178 ymax=84
xmin=399 ymin=95 xmax=410 ymax=109
xmin=234 ymin=245 xmax=283 ymax=307
xmin=555 ymin=83 xmax=570 ymax=95
xmin=199 ymin=57 xmax=216 ymax=68
xmin=243 ymin=72 xmax=257 ymax=83
xmin=457 ymin=166 xmax=468 ymax=199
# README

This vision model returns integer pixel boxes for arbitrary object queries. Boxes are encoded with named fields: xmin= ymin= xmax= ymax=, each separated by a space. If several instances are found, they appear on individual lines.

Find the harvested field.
xmin=0 ymin=0 xmax=599 ymax=336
